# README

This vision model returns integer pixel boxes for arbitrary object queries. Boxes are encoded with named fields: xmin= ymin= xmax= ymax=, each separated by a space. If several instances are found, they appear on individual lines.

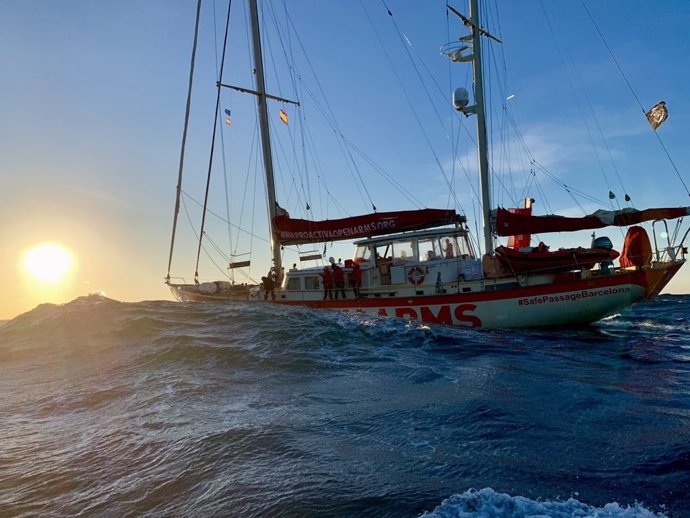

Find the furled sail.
xmin=274 ymin=209 xmax=460 ymax=245
xmin=494 ymin=206 xmax=690 ymax=236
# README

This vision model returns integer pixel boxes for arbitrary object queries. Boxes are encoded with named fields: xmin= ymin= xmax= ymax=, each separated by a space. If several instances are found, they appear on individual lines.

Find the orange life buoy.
xmin=408 ymin=266 xmax=426 ymax=285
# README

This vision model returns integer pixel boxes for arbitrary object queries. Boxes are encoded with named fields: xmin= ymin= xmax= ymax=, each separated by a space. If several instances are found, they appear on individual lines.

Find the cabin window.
xmin=287 ymin=277 xmax=301 ymax=291
xmin=354 ymin=245 xmax=372 ymax=263
xmin=375 ymin=244 xmax=391 ymax=260
xmin=304 ymin=276 xmax=320 ymax=290
xmin=440 ymin=236 xmax=457 ymax=258
xmin=452 ymin=233 xmax=474 ymax=257
xmin=419 ymin=237 xmax=442 ymax=261
xmin=393 ymin=241 xmax=415 ymax=263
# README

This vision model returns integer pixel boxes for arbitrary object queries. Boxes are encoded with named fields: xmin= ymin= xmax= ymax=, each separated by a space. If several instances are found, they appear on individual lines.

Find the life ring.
xmin=408 ymin=266 xmax=426 ymax=285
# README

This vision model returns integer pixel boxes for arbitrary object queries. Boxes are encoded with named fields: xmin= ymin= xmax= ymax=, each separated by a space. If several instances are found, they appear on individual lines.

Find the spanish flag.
xmin=279 ymin=108 xmax=288 ymax=126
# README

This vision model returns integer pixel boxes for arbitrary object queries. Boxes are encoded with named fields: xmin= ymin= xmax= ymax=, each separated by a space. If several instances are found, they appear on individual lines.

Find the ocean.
xmin=1 ymin=294 xmax=689 ymax=517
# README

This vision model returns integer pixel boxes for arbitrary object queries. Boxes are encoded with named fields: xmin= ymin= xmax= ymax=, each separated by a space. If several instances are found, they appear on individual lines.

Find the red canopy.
xmin=273 ymin=208 xmax=458 ymax=245
xmin=495 ymin=207 xmax=690 ymax=236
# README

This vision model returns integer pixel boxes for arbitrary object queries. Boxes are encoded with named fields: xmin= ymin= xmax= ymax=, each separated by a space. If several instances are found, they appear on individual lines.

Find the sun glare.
xmin=23 ymin=243 xmax=74 ymax=283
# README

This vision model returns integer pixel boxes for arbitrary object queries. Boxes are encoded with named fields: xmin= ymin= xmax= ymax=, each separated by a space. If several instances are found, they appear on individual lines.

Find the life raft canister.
xmin=408 ymin=266 xmax=426 ymax=285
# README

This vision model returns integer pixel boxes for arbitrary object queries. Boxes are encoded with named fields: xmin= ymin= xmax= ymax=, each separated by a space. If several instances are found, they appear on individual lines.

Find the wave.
xmin=2 ymin=296 xmax=689 ymax=516
xmin=420 ymin=488 xmax=666 ymax=518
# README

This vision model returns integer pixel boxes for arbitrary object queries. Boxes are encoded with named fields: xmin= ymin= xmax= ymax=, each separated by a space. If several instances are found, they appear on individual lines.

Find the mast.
xmin=248 ymin=0 xmax=282 ymax=280
xmin=469 ymin=0 xmax=493 ymax=256
xmin=165 ymin=0 xmax=203 ymax=283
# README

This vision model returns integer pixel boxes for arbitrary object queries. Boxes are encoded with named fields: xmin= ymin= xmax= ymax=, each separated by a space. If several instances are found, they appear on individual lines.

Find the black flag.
xmin=645 ymin=101 xmax=668 ymax=130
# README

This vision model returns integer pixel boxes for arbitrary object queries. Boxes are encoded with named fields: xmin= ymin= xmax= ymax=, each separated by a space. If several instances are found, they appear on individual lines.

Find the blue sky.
xmin=1 ymin=0 xmax=690 ymax=318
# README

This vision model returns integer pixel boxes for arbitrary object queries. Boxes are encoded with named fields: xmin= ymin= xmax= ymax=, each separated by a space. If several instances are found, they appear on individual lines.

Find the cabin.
xmin=279 ymin=227 xmax=487 ymax=300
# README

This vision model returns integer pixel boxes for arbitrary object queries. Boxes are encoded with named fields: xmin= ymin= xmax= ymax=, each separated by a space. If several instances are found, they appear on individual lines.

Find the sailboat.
xmin=166 ymin=0 xmax=689 ymax=328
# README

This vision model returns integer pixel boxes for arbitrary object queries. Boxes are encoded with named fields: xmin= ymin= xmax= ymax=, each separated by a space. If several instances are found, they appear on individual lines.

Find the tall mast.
xmin=166 ymin=0 xmax=203 ymax=284
xmin=248 ymin=0 xmax=282 ymax=279
xmin=469 ymin=0 xmax=493 ymax=256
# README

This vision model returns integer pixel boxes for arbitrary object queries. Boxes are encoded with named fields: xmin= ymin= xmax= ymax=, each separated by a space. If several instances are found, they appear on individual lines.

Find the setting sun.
xmin=22 ymin=242 xmax=74 ymax=283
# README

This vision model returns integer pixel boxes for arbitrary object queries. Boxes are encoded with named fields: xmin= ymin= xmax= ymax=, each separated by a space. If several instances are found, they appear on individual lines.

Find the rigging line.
xmin=203 ymin=232 xmax=258 ymax=284
xmin=369 ymin=1 xmax=461 ymax=211
xmin=343 ymin=136 xmax=425 ymax=208
xmin=264 ymin=2 xmax=313 ymax=211
xmin=538 ymin=0 xmax=619 ymax=210
xmin=454 ymin=118 xmax=480 ymax=235
xmin=194 ymin=0 xmax=233 ymax=283
xmin=502 ymin=107 xmax=602 ymax=212
xmin=529 ymin=166 xmax=555 ymax=215
xmin=489 ymin=0 xmax=534 ymax=208
xmin=284 ymin=84 xmax=334 ymax=216
xmin=445 ymin=5 xmax=457 ymax=212
xmin=579 ymin=0 xmax=689 ymax=197
xmin=297 ymin=82 xmax=313 ymax=210
xmin=403 ymin=25 xmax=480 ymax=210
xmin=485 ymin=3 xmax=523 ymax=208
xmin=212 ymin=0 xmax=236 ymax=280
xmin=301 ymin=118 xmax=350 ymax=216
xmin=181 ymin=199 xmax=254 ymax=285
xmin=166 ymin=0 xmax=202 ymax=280
xmin=261 ymin=5 xmax=303 ymax=210
xmin=392 ymin=3 xmax=488 ymax=213
xmin=653 ymin=133 xmax=690 ymax=195
xmin=280 ymin=8 xmax=378 ymax=212
xmin=532 ymin=163 xmax=606 ymax=208
xmin=231 ymin=0 xmax=258 ymax=264
xmin=203 ymin=231 xmax=258 ymax=284
xmin=179 ymin=195 xmax=255 ymax=284
xmin=291 ymin=80 xmax=378 ymax=214
xmin=378 ymin=0 xmax=469 ymax=211
xmin=273 ymin=55 xmax=386 ymax=217
xmin=502 ymin=107 xmax=548 ymax=203
xmin=182 ymin=191 xmax=269 ymax=243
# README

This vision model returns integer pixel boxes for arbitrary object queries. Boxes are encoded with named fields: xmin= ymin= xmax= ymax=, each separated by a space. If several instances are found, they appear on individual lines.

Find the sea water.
xmin=1 ymin=295 xmax=689 ymax=517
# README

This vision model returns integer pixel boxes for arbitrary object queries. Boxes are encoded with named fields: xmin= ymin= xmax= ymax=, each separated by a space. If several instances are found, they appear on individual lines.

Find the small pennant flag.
xmin=645 ymin=101 xmax=668 ymax=130
xmin=224 ymin=108 xmax=232 ymax=126
xmin=279 ymin=108 xmax=288 ymax=125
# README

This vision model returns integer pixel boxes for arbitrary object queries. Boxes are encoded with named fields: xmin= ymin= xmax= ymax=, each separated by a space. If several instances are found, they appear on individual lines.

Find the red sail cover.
xmin=506 ymin=207 xmax=532 ymax=249
xmin=273 ymin=209 xmax=458 ymax=245
xmin=620 ymin=226 xmax=652 ymax=268
xmin=495 ymin=206 xmax=690 ymax=236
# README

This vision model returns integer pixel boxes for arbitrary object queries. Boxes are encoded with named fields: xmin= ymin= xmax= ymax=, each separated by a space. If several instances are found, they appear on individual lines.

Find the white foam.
xmin=420 ymin=488 xmax=666 ymax=518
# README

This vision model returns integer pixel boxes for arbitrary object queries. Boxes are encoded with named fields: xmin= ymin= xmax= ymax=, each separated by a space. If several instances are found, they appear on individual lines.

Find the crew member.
xmin=332 ymin=262 xmax=346 ymax=299
xmin=320 ymin=267 xmax=333 ymax=300
xmin=444 ymin=238 xmax=454 ymax=258
xmin=262 ymin=271 xmax=275 ymax=300
xmin=351 ymin=262 xmax=362 ymax=298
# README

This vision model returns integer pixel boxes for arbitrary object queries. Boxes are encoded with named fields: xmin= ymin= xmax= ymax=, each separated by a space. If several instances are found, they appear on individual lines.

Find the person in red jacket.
xmin=331 ymin=263 xmax=347 ymax=299
xmin=350 ymin=262 xmax=362 ymax=297
xmin=319 ymin=267 xmax=333 ymax=300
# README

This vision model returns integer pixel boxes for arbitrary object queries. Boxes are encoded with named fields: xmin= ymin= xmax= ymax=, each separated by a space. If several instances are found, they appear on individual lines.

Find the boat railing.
xmin=652 ymin=219 xmax=689 ymax=262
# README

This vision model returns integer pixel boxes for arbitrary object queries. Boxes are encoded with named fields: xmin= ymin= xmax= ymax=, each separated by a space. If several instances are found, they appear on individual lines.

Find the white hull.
xmin=273 ymin=262 xmax=683 ymax=328
xmin=168 ymin=282 xmax=256 ymax=302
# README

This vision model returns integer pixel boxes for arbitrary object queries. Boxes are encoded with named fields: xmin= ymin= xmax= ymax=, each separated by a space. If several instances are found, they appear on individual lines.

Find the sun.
xmin=22 ymin=242 xmax=74 ymax=283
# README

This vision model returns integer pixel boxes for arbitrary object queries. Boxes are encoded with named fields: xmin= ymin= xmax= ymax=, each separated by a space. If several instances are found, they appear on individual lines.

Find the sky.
xmin=1 ymin=0 xmax=690 ymax=320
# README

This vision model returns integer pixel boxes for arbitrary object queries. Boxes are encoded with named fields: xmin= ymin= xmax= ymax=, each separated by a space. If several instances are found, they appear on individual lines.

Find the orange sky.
xmin=2 ymin=0 xmax=690 ymax=320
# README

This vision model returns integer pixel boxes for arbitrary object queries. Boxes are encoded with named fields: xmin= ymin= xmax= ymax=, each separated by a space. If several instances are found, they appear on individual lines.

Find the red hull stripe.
xmin=277 ymin=264 xmax=681 ymax=309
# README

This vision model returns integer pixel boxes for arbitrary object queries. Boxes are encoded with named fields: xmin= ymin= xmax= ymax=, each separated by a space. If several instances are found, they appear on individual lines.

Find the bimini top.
xmin=352 ymin=225 xmax=469 ymax=247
